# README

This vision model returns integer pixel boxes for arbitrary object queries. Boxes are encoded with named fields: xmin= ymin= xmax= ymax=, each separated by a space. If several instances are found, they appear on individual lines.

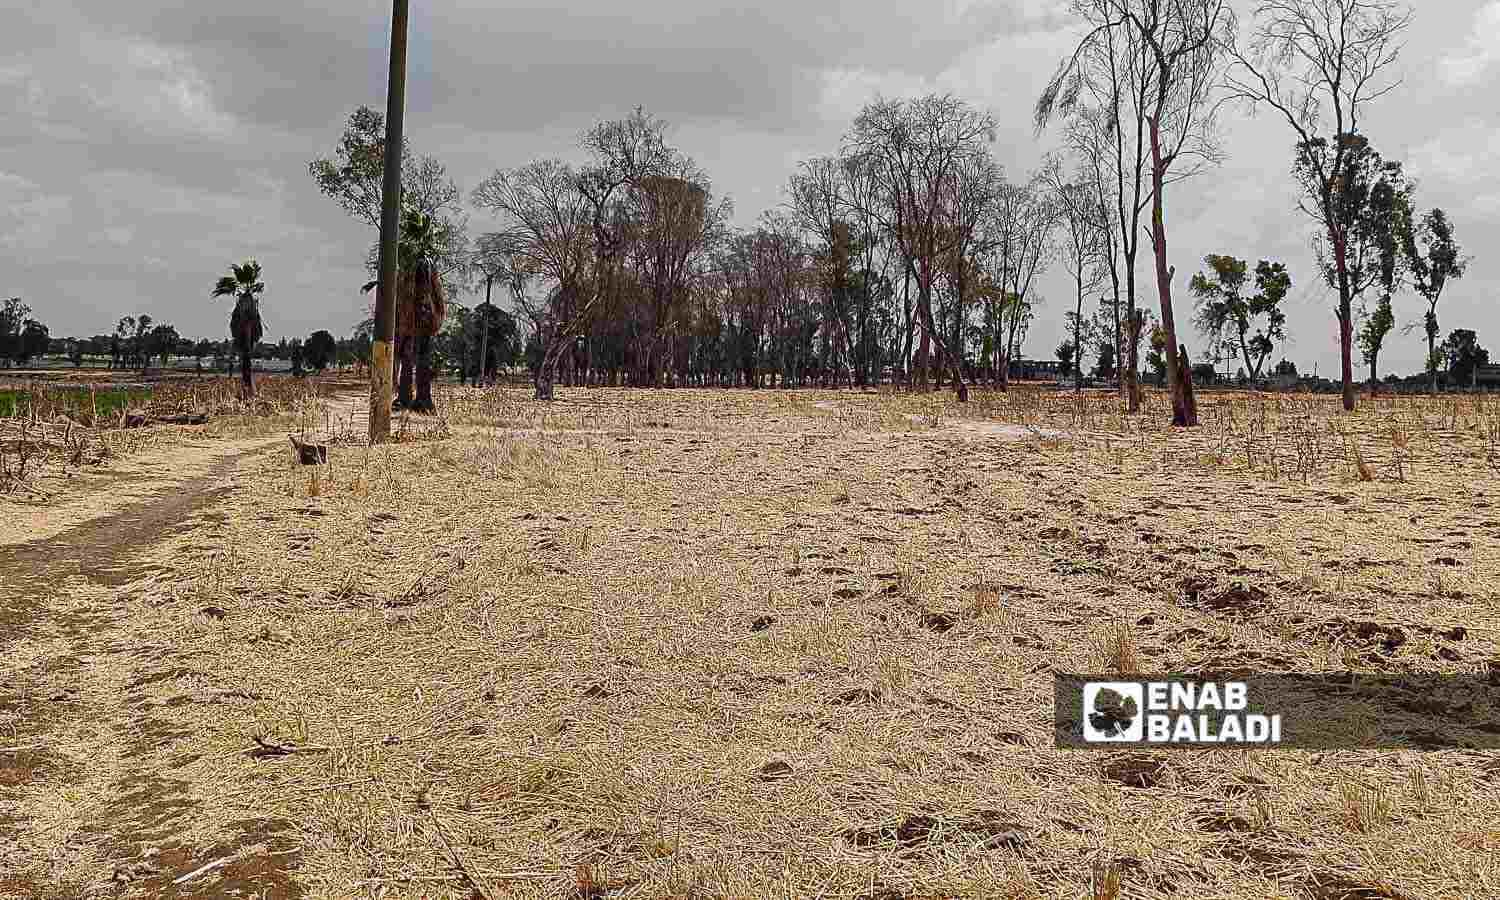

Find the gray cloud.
xmin=0 ymin=0 xmax=1494 ymax=377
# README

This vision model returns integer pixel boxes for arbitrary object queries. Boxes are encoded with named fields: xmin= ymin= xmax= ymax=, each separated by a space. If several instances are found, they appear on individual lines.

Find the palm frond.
xmin=233 ymin=260 xmax=262 ymax=283
xmin=212 ymin=276 xmax=239 ymax=298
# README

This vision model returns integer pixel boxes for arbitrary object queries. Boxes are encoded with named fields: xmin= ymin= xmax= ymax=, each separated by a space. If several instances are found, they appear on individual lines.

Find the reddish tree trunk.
xmin=1148 ymin=115 xmax=1196 ymax=427
xmin=1339 ymin=309 xmax=1356 ymax=410
xmin=1328 ymin=223 xmax=1357 ymax=411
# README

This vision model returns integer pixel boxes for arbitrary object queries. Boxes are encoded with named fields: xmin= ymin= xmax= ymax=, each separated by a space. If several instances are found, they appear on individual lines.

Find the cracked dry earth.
xmin=3 ymin=386 xmax=1500 ymax=899
xmin=1 ymin=435 xmax=304 ymax=900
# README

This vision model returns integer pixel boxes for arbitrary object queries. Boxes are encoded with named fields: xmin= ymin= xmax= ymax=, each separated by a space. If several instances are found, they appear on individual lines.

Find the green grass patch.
xmin=0 ymin=388 xmax=152 ymax=421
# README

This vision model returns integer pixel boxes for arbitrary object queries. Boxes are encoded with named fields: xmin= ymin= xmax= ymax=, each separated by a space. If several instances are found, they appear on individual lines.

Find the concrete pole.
xmin=369 ymin=0 xmax=409 ymax=444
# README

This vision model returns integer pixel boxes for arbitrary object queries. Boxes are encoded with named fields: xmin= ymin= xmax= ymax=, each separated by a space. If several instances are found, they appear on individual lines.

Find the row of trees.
xmin=1030 ymin=0 xmax=1470 ymax=420
xmin=5 ymin=294 xmax=365 ymax=380
xmin=8 ymin=2 xmax=1478 ymax=423
xmin=0 ymin=298 xmax=51 ymax=368
xmin=290 ymin=0 xmax=1467 ymax=420
xmin=311 ymin=101 xmax=1078 ymax=399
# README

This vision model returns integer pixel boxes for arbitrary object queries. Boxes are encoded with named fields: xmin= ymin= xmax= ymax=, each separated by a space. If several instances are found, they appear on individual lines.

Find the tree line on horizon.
xmin=5 ymin=1 xmax=1491 ymax=408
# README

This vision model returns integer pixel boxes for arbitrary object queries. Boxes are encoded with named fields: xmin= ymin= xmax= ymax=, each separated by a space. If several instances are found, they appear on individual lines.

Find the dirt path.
xmin=0 ymin=408 xmax=347 ymax=898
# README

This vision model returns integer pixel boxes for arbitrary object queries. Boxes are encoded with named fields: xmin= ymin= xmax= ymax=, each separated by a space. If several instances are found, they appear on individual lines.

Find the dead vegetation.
xmin=2 ymin=384 xmax=1498 ymax=898
xmin=0 ymin=376 xmax=329 ymax=499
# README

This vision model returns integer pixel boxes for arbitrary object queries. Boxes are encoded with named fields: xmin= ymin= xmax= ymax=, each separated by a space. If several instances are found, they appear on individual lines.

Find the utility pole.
xmin=369 ymin=0 xmax=409 ymax=443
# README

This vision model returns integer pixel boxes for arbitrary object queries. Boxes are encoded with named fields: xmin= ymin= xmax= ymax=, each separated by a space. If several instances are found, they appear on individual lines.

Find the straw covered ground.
xmin=2 ymin=385 xmax=1499 ymax=900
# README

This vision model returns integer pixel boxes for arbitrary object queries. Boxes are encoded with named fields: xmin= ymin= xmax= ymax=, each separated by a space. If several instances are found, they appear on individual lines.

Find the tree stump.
xmin=289 ymin=435 xmax=328 ymax=466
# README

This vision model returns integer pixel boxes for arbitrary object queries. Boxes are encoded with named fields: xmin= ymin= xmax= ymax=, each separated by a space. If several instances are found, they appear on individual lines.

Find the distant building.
xmin=1009 ymin=358 xmax=1063 ymax=381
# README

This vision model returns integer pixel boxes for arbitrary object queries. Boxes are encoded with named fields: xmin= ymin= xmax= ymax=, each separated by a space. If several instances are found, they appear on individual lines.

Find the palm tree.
xmin=400 ymin=209 xmax=448 ymax=413
xmin=212 ymin=260 xmax=265 ymax=397
xmin=362 ymin=208 xmax=447 ymax=412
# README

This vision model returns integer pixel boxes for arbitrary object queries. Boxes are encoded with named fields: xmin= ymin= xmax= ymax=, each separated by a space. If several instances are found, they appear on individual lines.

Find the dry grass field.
xmin=3 ymin=384 xmax=1499 ymax=900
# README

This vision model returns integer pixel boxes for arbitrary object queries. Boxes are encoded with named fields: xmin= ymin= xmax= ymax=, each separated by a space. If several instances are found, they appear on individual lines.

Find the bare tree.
xmin=788 ymin=156 xmax=859 ymax=386
xmin=627 ymin=160 xmax=733 ymax=386
xmin=577 ymin=108 xmax=676 ymax=386
xmin=1039 ymin=0 xmax=1233 ymax=425
xmin=988 ymin=174 xmax=1058 ymax=391
xmin=471 ymin=159 xmax=595 ymax=400
xmin=937 ymin=152 xmax=1006 ymax=393
xmin=1043 ymin=155 xmax=1109 ymax=392
xmin=1038 ymin=8 xmax=1153 ymax=411
xmin=847 ymin=95 xmax=997 ymax=400
xmin=838 ymin=152 xmax=903 ymax=385
xmin=469 ymin=232 xmax=526 ymax=385
xmin=1224 ymin=0 xmax=1413 ymax=411
xmin=716 ymin=228 xmax=780 ymax=387
xmin=1061 ymin=106 xmax=1128 ymax=401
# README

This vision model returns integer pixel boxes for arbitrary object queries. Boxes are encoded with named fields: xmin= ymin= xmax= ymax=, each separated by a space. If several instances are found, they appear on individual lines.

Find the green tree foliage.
xmin=212 ymin=260 xmax=265 ymax=397
xmin=0 ymin=298 xmax=35 ymax=367
xmin=304 ymin=330 xmax=337 ymax=372
xmin=1055 ymin=339 xmax=1076 ymax=377
xmin=1146 ymin=324 xmax=1168 ymax=385
xmin=472 ymin=304 xmax=521 ymax=376
xmin=147 ymin=323 xmax=180 ymax=368
xmin=1189 ymin=255 xmax=1292 ymax=381
xmin=1293 ymin=134 xmax=1411 ymax=409
xmin=192 ymin=339 xmax=215 ymax=369
xmin=1094 ymin=341 xmax=1116 ymax=380
xmin=1357 ymin=294 xmax=1396 ymax=386
xmin=310 ymin=106 xmax=469 ymax=280
xmin=17 ymin=318 xmax=50 ymax=366
xmin=1404 ymin=209 xmax=1468 ymax=392
xmin=1443 ymin=329 xmax=1489 ymax=388
xmin=288 ymin=338 xmax=305 ymax=376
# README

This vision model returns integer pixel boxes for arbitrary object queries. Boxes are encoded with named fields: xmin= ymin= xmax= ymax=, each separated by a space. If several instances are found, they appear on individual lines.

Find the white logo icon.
xmin=1082 ymin=682 xmax=1144 ymax=743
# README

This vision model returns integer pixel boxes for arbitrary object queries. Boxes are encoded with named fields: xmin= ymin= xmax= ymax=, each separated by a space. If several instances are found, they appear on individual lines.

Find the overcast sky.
xmin=2 ymin=0 xmax=1495 ymax=376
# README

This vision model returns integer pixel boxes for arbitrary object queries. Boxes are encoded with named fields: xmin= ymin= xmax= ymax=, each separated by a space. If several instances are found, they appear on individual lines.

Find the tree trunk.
xmin=1238 ymin=325 xmax=1256 ymax=384
xmin=1338 ymin=305 xmax=1355 ymax=411
xmin=900 ymin=265 xmax=916 ymax=391
xmin=1427 ymin=311 xmax=1438 ymax=394
xmin=916 ymin=327 xmax=930 ymax=392
xmin=1148 ymin=115 xmax=1195 ymax=427
xmin=1327 ymin=225 xmax=1357 ymax=412
xmin=1178 ymin=344 xmax=1198 ymax=418
xmin=915 ymin=275 xmax=967 ymax=402
xmin=1111 ymin=293 xmax=1122 ymax=399
xmin=414 ymin=334 xmax=436 ymax=413
xmin=239 ymin=350 xmax=254 ymax=398
xmin=536 ymin=364 xmax=554 ymax=401
xmin=535 ymin=323 xmax=564 ymax=401
xmin=395 ymin=337 xmax=415 ymax=408
xmin=478 ymin=278 xmax=492 ymax=387
xmin=1122 ymin=238 xmax=1141 ymax=413
xmin=1074 ymin=277 xmax=1084 ymax=395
